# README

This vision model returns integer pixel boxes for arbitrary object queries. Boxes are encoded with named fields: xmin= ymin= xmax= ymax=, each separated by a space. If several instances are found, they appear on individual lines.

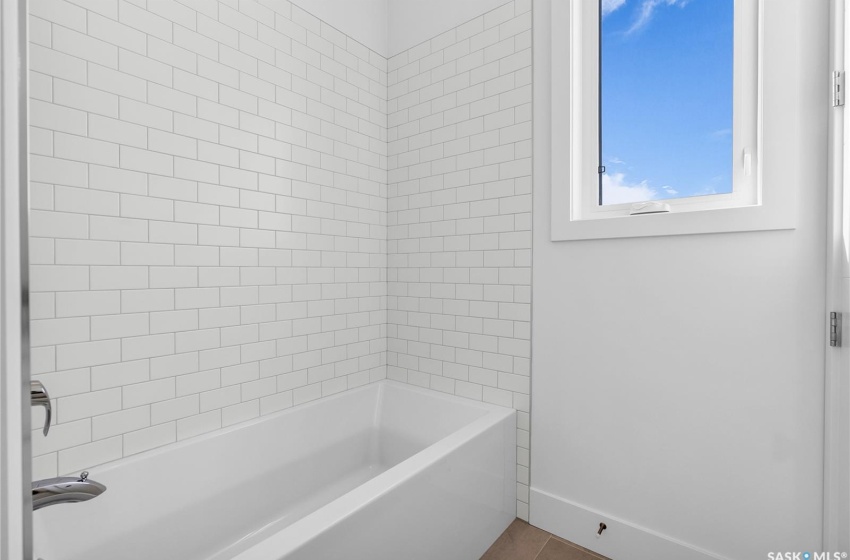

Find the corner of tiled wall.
xmin=385 ymin=0 xmax=532 ymax=521
xmin=28 ymin=0 xmax=531 ymax=522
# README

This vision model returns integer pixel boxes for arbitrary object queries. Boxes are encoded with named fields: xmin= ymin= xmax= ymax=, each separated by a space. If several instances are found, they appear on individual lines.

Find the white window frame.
xmin=551 ymin=0 xmax=795 ymax=241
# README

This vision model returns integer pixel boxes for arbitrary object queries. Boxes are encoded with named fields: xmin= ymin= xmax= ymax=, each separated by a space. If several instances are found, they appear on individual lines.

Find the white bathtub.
xmin=33 ymin=381 xmax=516 ymax=560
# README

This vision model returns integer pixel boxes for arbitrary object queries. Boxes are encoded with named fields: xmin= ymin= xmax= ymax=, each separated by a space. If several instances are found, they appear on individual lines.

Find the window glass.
xmin=600 ymin=0 xmax=735 ymax=206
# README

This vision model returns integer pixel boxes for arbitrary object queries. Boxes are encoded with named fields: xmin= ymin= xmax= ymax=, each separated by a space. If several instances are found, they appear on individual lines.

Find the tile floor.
xmin=481 ymin=519 xmax=611 ymax=560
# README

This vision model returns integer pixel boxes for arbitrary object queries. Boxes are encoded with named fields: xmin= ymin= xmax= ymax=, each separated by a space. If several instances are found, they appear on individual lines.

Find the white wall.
xmin=386 ymin=0 xmax=532 ymax=519
xmin=531 ymin=1 xmax=828 ymax=559
xmin=27 ymin=0 xmax=389 ymax=478
xmin=289 ymin=0 xmax=388 ymax=56
xmin=387 ymin=0 xmax=510 ymax=56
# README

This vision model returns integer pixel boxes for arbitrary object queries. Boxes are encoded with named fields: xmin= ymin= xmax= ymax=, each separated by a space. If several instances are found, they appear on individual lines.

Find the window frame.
xmin=550 ymin=0 xmax=796 ymax=241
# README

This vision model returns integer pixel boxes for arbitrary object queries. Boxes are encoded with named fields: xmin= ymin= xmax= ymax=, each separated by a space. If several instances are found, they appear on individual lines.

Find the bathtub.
xmin=32 ymin=381 xmax=516 ymax=560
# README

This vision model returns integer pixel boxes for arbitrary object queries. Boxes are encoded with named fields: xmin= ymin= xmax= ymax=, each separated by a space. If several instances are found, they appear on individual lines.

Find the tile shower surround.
xmin=27 ymin=0 xmax=532 ymax=520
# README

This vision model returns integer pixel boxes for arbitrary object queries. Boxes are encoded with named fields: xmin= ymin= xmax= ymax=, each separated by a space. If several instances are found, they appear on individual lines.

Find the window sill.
xmin=550 ymin=201 xmax=796 ymax=241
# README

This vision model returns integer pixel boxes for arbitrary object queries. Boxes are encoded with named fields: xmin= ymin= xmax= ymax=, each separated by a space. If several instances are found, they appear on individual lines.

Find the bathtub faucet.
xmin=32 ymin=471 xmax=106 ymax=511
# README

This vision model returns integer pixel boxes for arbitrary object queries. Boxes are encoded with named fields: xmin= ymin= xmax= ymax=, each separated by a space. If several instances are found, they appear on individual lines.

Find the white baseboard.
xmin=529 ymin=488 xmax=732 ymax=560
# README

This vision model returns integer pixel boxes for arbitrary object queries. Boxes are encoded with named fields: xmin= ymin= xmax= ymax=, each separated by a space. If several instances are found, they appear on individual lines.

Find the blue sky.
xmin=600 ymin=0 xmax=734 ymax=205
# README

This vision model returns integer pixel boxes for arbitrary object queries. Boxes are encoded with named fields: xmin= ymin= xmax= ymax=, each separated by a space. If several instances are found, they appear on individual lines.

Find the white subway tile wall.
xmin=29 ymin=0 xmax=389 ymax=477
xmin=386 ymin=0 xmax=532 ymax=520
xmin=28 ymin=0 xmax=531 ymax=522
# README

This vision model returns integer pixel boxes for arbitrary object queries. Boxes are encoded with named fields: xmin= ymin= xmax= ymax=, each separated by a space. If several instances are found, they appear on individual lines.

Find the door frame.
xmin=825 ymin=0 xmax=850 ymax=552
xmin=0 ymin=0 xmax=31 ymax=558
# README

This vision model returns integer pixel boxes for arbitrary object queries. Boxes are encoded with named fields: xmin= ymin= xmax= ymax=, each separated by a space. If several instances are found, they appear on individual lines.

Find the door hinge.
xmin=830 ymin=311 xmax=841 ymax=347
xmin=834 ymin=71 xmax=845 ymax=107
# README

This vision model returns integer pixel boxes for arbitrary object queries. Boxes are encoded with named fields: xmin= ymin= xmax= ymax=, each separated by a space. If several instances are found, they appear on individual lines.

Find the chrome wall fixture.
xmin=30 ymin=381 xmax=50 ymax=436
xmin=31 ymin=472 xmax=106 ymax=511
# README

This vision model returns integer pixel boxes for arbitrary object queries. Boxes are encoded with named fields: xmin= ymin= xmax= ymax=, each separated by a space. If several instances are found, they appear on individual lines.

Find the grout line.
xmin=530 ymin=535 xmax=552 ymax=560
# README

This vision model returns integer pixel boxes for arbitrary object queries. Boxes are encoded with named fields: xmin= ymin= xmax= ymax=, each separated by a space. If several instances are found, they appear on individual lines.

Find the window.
xmin=549 ymin=0 xmax=795 ymax=241
xmin=600 ymin=0 xmax=735 ymax=207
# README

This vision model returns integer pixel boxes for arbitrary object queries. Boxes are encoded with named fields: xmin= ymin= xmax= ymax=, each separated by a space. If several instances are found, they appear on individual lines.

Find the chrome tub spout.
xmin=32 ymin=471 xmax=106 ymax=511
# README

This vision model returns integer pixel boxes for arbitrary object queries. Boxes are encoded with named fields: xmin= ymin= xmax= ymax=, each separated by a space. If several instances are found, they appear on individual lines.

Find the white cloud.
xmin=627 ymin=0 xmax=689 ymax=34
xmin=601 ymin=172 xmax=658 ymax=205
xmin=602 ymin=0 xmax=628 ymax=17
